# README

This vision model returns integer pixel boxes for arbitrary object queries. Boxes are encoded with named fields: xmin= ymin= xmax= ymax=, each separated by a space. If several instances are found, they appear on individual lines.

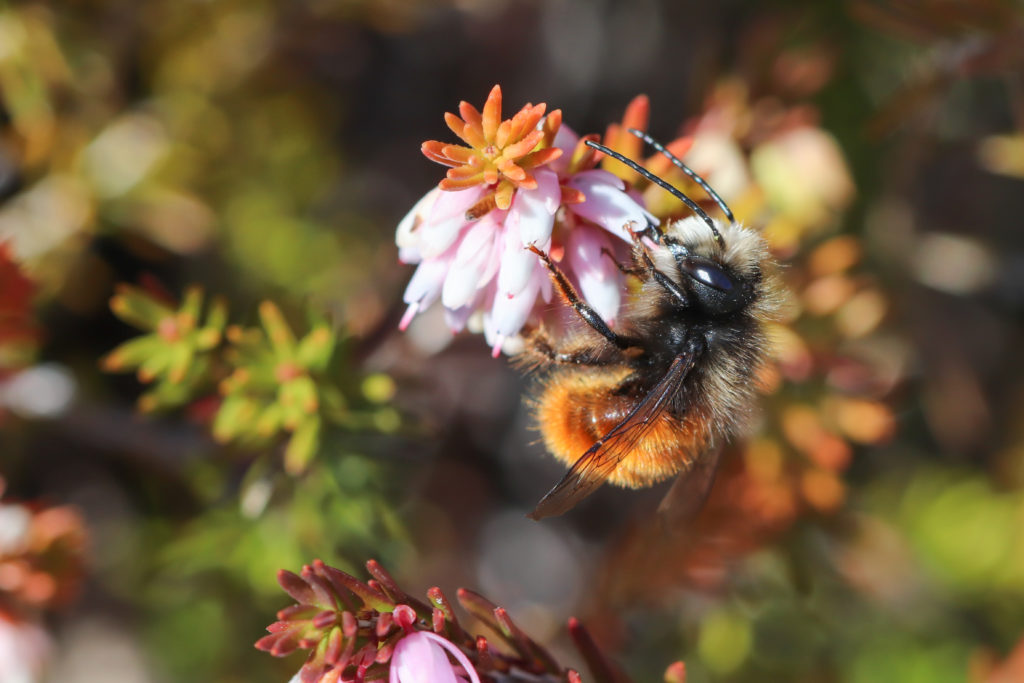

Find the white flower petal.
xmin=420 ymin=219 xmax=469 ymax=260
xmin=0 ymin=617 xmax=49 ymax=683
xmin=392 ymin=632 xmax=459 ymax=683
xmin=403 ymin=257 xmax=450 ymax=308
xmin=420 ymin=186 xmax=486 ymax=259
xmin=421 ymin=632 xmax=482 ymax=683
xmin=445 ymin=297 xmax=480 ymax=332
xmin=497 ymin=246 xmax=536 ymax=298
xmin=442 ymin=258 xmax=486 ymax=310
xmin=496 ymin=216 xmax=537 ymax=296
xmin=486 ymin=270 xmax=542 ymax=342
xmin=566 ymin=227 xmax=622 ymax=323
xmin=440 ymin=214 xmax=500 ymax=310
xmin=476 ymin=235 xmax=504 ymax=291
xmin=533 ymin=168 xmax=562 ymax=213
xmin=452 ymin=213 xmax=499 ymax=263
xmin=573 ymin=168 xmax=625 ymax=191
xmin=444 ymin=307 xmax=472 ymax=333
xmin=429 ymin=184 xmax=486 ymax=224
xmin=398 ymin=245 xmax=421 ymax=264
xmin=395 ymin=187 xmax=440 ymax=249
xmin=540 ymin=271 xmax=552 ymax=303
xmin=511 ymin=169 xmax=559 ymax=246
xmin=549 ymin=124 xmax=580 ymax=175
xmin=0 ymin=505 xmax=30 ymax=553
xmin=568 ymin=172 xmax=650 ymax=243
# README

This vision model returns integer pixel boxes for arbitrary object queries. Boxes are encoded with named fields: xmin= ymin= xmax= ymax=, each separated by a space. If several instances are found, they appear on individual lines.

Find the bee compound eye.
xmin=686 ymin=261 xmax=735 ymax=292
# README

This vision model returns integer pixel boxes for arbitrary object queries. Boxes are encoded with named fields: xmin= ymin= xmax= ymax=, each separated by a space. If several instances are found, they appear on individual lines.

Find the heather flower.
xmin=390 ymin=605 xmax=480 ymax=683
xmin=750 ymin=125 xmax=854 ymax=225
xmin=421 ymin=84 xmax=562 ymax=216
xmin=601 ymin=93 xmax=750 ymax=222
xmin=397 ymin=86 xmax=654 ymax=356
xmin=0 ymin=615 xmax=49 ymax=683
xmin=0 ymin=496 xmax=87 ymax=612
xmin=258 ymin=559 xmax=677 ymax=683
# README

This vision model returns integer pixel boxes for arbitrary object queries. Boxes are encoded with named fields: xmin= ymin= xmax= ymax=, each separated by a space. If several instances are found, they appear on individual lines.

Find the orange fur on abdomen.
xmin=534 ymin=369 xmax=708 ymax=489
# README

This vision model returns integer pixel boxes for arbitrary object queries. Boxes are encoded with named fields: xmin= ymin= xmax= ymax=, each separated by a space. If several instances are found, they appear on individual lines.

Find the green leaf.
xmin=137 ymin=349 xmax=173 ymax=383
xmin=205 ymin=295 xmax=229 ymax=332
xmin=320 ymin=386 xmax=347 ymax=422
xmin=284 ymin=416 xmax=320 ymax=474
xmin=259 ymin=301 xmax=296 ymax=356
xmin=281 ymin=375 xmax=319 ymax=416
xmin=254 ymin=402 xmax=284 ymax=438
xmin=297 ymin=325 xmax=335 ymax=372
xmin=214 ymin=395 xmax=264 ymax=442
xmin=179 ymin=286 xmax=204 ymax=329
xmin=194 ymin=327 xmax=222 ymax=351
xmin=102 ymin=334 xmax=165 ymax=372
xmin=166 ymin=343 xmax=195 ymax=385
xmin=110 ymin=285 xmax=175 ymax=330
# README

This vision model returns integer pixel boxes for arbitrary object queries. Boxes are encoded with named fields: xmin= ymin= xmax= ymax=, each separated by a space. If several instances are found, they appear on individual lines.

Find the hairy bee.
xmin=522 ymin=132 xmax=786 ymax=520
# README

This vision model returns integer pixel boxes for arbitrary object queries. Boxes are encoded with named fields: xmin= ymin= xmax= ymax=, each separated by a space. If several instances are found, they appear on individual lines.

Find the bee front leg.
xmin=528 ymin=245 xmax=640 ymax=350
xmin=600 ymin=247 xmax=647 ymax=278
xmin=522 ymin=330 xmax=616 ymax=366
xmin=630 ymin=233 xmax=693 ymax=308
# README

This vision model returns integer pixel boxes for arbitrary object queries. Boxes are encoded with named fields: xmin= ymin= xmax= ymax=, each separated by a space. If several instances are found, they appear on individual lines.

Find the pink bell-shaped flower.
xmin=389 ymin=606 xmax=481 ymax=683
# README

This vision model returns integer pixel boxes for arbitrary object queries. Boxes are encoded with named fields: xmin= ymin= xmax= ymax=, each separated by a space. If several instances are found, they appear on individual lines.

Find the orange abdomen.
xmin=534 ymin=369 xmax=709 ymax=489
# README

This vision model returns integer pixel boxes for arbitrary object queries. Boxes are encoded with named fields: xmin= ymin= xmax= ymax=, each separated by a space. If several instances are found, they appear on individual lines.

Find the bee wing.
xmin=657 ymin=445 xmax=723 ymax=536
xmin=528 ymin=349 xmax=699 ymax=520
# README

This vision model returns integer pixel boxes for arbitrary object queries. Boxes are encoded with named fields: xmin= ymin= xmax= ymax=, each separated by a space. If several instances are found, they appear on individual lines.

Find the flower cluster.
xmin=257 ymin=559 xmax=684 ymax=683
xmin=0 ymin=484 xmax=87 ymax=614
xmin=0 ymin=480 xmax=87 ymax=683
xmin=397 ymin=85 xmax=659 ymax=356
xmin=104 ymin=287 xmax=395 ymax=473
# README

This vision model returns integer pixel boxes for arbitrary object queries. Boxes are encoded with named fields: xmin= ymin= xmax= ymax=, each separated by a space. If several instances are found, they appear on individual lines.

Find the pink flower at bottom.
xmin=389 ymin=605 xmax=481 ymax=683
xmin=0 ymin=615 xmax=50 ymax=683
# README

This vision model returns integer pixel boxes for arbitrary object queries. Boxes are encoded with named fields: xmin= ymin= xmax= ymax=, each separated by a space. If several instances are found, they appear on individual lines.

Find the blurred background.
xmin=1 ymin=0 xmax=1023 ymax=681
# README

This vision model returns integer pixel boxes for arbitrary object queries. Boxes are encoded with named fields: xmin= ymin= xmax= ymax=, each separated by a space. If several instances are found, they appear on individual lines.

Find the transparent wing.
xmin=657 ymin=445 xmax=723 ymax=536
xmin=528 ymin=349 xmax=699 ymax=520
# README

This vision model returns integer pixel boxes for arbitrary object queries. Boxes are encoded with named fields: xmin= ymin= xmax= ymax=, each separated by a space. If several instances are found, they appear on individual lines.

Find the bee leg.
xmin=525 ymin=330 xmax=612 ymax=365
xmin=600 ymin=247 xmax=646 ymax=278
xmin=631 ymin=233 xmax=693 ymax=308
xmin=527 ymin=245 xmax=639 ymax=349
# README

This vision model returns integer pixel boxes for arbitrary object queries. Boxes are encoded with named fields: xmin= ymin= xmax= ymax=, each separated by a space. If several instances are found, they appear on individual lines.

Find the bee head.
xmin=677 ymin=254 xmax=750 ymax=315
xmin=584 ymin=135 xmax=766 ymax=316
xmin=655 ymin=218 xmax=759 ymax=316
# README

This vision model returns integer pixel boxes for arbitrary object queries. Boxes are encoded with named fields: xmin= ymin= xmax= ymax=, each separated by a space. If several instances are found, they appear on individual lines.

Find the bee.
xmin=522 ymin=130 xmax=786 ymax=520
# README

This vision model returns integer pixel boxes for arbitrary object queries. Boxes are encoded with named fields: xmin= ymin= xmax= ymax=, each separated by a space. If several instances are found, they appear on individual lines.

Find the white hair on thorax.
xmin=645 ymin=216 xmax=786 ymax=322
xmin=649 ymin=218 xmax=765 ymax=276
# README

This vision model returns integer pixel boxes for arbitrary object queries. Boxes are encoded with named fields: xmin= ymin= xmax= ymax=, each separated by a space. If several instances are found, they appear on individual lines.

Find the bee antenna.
xmin=584 ymin=140 xmax=725 ymax=249
xmin=626 ymin=128 xmax=736 ymax=228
